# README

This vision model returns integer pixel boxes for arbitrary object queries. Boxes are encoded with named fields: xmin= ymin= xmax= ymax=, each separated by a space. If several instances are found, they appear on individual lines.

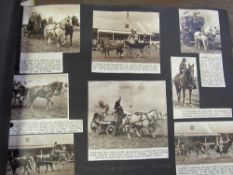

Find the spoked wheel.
xmin=106 ymin=125 xmax=116 ymax=136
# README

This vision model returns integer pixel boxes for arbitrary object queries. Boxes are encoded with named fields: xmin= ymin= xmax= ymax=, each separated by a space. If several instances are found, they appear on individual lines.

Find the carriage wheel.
xmin=95 ymin=125 xmax=102 ymax=135
xmin=106 ymin=125 xmax=116 ymax=136
xmin=11 ymin=91 xmax=16 ymax=107
xmin=133 ymin=49 xmax=142 ymax=59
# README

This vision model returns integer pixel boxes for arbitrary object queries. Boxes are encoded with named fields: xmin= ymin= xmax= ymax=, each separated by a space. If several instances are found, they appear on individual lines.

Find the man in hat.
xmin=127 ymin=29 xmax=139 ymax=48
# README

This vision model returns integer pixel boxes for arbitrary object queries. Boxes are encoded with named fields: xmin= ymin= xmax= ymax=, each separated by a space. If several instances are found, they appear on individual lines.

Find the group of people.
xmin=181 ymin=11 xmax=205 ymax=44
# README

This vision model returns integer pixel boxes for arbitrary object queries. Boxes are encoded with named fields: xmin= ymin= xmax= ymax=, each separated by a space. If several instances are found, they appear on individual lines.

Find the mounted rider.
xmin=179 ymin=58 xmax=187 ymax=75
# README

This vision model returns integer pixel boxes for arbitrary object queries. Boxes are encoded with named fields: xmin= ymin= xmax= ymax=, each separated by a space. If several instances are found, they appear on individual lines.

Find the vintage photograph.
xmin=11 ymin=74 xmax=69 ymax=120
xmin=171 ymin=57 xmax=199 ymax=109
xmin=6 ymin=134 xmax=74 ymax=175
xmin=179 ymin=9 xmax=221 ymax=53
xmin=92 ymin=11 xmax=160 ymax=73
xmin=21 ymin=5 xmax=80 ymax=53
xmin=175 ymin=122 xmax=233 ymax=165
xmin=88 ymin=81 xmax=168 ymax=159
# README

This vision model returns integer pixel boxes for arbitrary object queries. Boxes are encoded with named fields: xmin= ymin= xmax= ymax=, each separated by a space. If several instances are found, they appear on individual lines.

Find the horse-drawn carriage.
xmin=90 ymin=112 xmax=122 ymax=136
xmin=180 ymin=12 xmax=221 ymax=51
xmin=124 ymin=40 xmax=158 ymax=59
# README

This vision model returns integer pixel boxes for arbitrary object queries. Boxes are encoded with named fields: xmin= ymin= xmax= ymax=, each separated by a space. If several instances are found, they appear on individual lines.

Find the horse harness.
xmin=135 ymin=112 xmax=157 ymax=125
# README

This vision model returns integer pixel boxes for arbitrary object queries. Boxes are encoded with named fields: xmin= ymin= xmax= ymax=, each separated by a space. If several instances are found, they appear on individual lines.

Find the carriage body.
xmin=90 ymin=112 xmax=122 ymax=136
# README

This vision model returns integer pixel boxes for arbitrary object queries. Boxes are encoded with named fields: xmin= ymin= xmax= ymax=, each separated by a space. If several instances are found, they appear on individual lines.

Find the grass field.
xmin=10 ymin=94 xmax=68 ymax=120
xmin=6 ymin=162 xmax=74 ymax=175
xmin=181 ymin=43 xmax=221 ymax=54
xmin=92 ymin=46 xmax=160 ymax=63
xmin=176 ymin=148 xmax=233 ymax=165
xmin=21 ymin=27 xmax=80 ymax=53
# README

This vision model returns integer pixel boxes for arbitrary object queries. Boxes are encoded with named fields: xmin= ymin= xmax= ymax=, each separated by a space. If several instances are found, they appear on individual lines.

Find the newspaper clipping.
xmin=171 ymin=56 xmax=231 ymax=119
xmin=88 ymin=81 xmax=168 ymax=161
xmin=199 ymin=53 xmax=226 ymax=87
xmin=179 ymin=9 xmax=221 ymax=54
xmin=175 ymin=121 xmax=233 ymax=175
xmin=92 ymin=11 xmax=160 ymax=74
xmin=20 ymin=53 xmax=63 ymax=74
xmin=9 ymin=119 xmax=83 ymax=135
xmin=10 ymin=74 xmax=77 ymax=134
xmin=7 ymin=134 xmax=74 ymax=175
xmin=21 ymin=4 xmax=80 ymax=53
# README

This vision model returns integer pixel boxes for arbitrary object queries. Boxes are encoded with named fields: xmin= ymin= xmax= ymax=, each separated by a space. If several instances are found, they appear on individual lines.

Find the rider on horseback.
xmin=179 ymin=58 xmax=187 ymax=75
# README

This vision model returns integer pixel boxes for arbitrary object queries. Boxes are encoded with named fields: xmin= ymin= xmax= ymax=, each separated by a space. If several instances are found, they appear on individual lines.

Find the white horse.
xmin=194 ymin=26 xmax=217 ymax=51
xmin=44 ymin=16 xmax=73 ymax=47
xmin=122 ymin=109 xmax=161 ymax=139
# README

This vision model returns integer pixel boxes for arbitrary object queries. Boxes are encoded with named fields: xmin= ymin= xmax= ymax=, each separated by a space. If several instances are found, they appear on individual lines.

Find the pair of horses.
xmin=44 ymin=16 xmax=75 ymax=47
xmin=121 ymin=109 xmax=162 ymax=139
xmin=194 ymin=26 xmax=218 ymax=51
xmin=174 ymin=64 xmax=197 ymax=107
xmin=23 ymin=81 xmax=67 ymax=111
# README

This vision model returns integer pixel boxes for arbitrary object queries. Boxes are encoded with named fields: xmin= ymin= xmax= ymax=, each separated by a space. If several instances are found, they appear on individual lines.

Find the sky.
xmin=14 ymin=74 xmax=68 ymax=87
xmin=8 ymin=134 xmax=73 ymax=149
xmin=179 ymin=9 xmax=220 ymax=30
xmin=88 ymin=81 xmax=167 ymax=115
xmin=175 ymin=121 xmax=233 ymax=135
xmin=93 ymin=11 xmax=160 ymax=34
xmin=22 ymin=4 xmax=80 ymax=25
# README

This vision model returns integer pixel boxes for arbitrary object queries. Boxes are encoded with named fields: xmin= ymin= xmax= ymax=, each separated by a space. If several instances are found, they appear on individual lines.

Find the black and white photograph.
xmin=171 ymin=57 xmax=199 ymax=109
xmin=175 ymin=122 xmax=233 ymax=165
xmin=11 ymin=74 xmax=69 ymax=120
xmin=6 ymin=134 xmax=74 ymax=175
xmin=179 ymin=9 xmax=221 ymax=53
xmin=88 ymin=81 xmax=168 ymax=160
xmin=21 ymin=5 xmax=80 ymax=53
xmin=92 ymin=11 xmax=160 ymax=73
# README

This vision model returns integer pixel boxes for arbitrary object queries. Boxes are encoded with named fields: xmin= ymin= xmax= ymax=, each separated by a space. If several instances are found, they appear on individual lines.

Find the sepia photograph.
xmin=21 ymin=5 xmax=80 ymax=53
xmin=6 ymin=134 xmax=74 ymax=175
xmin=171 ymin=57 xmax=199 ymax=109
xmin=92 ymin=11 xmax=160 ymax=73
xmin=175 ymin=122 xmax=233 ymax=165
xmin=88 ymin=81 xmax=168 ymax=160
xmin=179 ymin=9 xmax=221 ymax=53
xmin=11 ymin=74 xmax=69 ymax=120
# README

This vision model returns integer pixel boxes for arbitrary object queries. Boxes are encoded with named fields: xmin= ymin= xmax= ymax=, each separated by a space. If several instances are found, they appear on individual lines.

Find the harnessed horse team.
xmin=24 ymin=12 xmax=79 ymax=47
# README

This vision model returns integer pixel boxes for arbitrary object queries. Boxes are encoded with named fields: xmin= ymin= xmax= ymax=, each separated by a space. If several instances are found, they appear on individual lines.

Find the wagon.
xmin=90 ymin=113 xmax=122 ymax=136
xmin=124 ymin=41 xmax=158 ymax=59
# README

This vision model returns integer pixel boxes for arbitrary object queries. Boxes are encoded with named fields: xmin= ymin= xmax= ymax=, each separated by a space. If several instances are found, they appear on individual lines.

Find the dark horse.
xmin=174 ymin=64 xmax=197 ymax=106
xmin=8 ymin=156 xmax=31 ymax=175
xmin=25 ymin=81 xmax=67 ymax=110
xmin=99 ymin=38 xmax=124 ymax=58
xmin=33 ymin=155 xmax=54 ymax=173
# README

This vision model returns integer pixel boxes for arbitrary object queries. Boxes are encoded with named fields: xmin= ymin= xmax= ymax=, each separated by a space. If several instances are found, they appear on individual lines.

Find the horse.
xmin=194 ymin=26 xmax=217 ymax=51
xmin=174 ymin=64 xmax=197 ymax=107
xmin=98 ymin=38 xmax=124 ymax=58
xmin=33 ymin=155 xmax=54 ymax=173
xmin=178 ymin=141 xmax=209 ymax=161
xmin=24 ymin=81 xmax=67 ymax=110
xmin=122 ymin=109 xmax=161 ymax=139
xmin=44 ymin=16 xmax=73 ymax=47
xmin=8 ymin=156 xmax=32 ymax=175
